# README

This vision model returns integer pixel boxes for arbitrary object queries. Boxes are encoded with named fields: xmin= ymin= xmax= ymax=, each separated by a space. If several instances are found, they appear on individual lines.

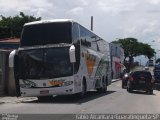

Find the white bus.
xmin=9 ymin=19 xmax=111 ymax=99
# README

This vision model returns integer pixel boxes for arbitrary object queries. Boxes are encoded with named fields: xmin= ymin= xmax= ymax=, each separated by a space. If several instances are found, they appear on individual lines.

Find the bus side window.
xmin=72 ymin=23 xmax=81 ymax=74
xmin=79 ymin=25 xmax=91 ymax=48
xmin=72 ymin=23 xmax=79 ymax=44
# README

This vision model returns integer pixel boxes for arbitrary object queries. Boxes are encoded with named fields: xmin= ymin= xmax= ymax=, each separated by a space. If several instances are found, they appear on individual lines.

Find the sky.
xmin=1 ymin=0 xmax=160 ymax=64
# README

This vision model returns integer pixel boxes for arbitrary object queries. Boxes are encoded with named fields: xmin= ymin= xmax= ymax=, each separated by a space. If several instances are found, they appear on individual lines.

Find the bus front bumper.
xmin=20 ymin=85 xmax=75 ymax=97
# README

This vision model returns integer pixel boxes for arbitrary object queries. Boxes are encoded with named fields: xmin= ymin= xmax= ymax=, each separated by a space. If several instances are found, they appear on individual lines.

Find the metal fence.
xmin=0 ymin=50 xmax=10 ymax=96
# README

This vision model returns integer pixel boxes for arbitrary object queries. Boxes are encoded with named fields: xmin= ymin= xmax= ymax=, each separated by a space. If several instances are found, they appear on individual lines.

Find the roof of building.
xmin=0 ymin=38 xmax=20 ymax=49
xmin=0 ymin=38 xmax=20 ymax=43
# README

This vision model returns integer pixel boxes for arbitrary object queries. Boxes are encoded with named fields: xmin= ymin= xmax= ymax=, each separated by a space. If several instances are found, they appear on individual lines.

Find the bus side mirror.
xmin=69 ymin=45 xmax=76 ymax=63
xmin=9 ymin=50 xmax=16 ymax=68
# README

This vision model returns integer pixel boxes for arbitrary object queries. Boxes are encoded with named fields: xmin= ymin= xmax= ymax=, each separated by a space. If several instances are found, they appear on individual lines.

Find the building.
xmin=110 ymin=43 xmax=124 ymax=79
xmin=0 ymin=38 xmax=20 ymax=96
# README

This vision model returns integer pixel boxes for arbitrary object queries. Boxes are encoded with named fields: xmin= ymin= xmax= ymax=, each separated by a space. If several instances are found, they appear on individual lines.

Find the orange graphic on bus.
xmin=84 ymin=52 xmax=96 ymax=77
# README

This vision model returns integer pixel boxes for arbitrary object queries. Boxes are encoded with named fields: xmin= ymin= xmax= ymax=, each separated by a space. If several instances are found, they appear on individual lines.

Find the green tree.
xmin=112 ymin=38 xmax=155 ymax=71
xmin=139 ymin=43 xmax=155 ymax=59
xmin=0 ymin=12 xmax=41 ymax=39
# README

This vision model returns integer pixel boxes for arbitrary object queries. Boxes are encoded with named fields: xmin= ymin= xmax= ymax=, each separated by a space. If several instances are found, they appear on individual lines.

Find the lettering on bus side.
xmin=48 ymin=79 xmax=65 ymax=86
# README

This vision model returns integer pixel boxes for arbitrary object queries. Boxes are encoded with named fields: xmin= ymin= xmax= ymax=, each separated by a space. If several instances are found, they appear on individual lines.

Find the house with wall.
xmin=0 ymin=38 xmax=20 ymax=96
xmin=110 ymin=43 xmax=124 ymax=79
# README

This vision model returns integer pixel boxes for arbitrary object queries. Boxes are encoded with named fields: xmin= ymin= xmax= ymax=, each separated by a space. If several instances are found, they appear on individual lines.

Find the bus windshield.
xmin=17 ymin=47 xmax=73 ymax=79
xmin=21 ymin=22 xmax=71 ymax=47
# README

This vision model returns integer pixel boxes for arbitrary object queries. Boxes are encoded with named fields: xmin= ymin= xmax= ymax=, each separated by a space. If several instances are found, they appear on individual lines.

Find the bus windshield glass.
xmin=21 ymin=22 xmax=71 ymax=46
xmin=17 ymin=47 xmax=73 ymax=79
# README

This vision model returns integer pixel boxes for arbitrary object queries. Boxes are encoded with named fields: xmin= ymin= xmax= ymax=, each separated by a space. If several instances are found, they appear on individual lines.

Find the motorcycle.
xmin=121 ymin=73 xmax=130 ymax=89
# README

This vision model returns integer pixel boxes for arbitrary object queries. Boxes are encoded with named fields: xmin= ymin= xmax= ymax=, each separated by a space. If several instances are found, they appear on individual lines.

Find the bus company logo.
xmin=83 ymin=52 xmax=96 ymax=77
xmin=48 ymin=79 xmax=65 ymax=86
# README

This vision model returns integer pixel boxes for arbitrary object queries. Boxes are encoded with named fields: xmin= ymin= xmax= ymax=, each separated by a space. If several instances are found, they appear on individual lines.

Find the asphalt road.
xmin=0 ymin=80 xmax=160 ymax=114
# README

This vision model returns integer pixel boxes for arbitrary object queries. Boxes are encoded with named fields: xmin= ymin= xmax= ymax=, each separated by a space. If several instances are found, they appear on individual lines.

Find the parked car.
xmin=127 ymin=70 xmax=154 ymax=94
xmin=148 ymin=59 xmax=154 ymax=66
xmin=153 ymin=64 xmax=160 ymax=83
xmin=121 ymin=73 xmax=130 ymax=89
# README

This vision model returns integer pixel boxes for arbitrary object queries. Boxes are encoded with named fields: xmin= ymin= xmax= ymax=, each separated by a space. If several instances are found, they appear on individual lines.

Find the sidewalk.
xmin=0 ymin=97 xmax=37 ymax=104
xmin=0 ymin=79 xmax=120 ymax=104
xmin=112 ymin=78 xmax=120 ymax=83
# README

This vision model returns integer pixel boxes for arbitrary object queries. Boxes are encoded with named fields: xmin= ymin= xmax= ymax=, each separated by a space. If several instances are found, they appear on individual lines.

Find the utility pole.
xmin=91 ymin=16 xmax=93 ymax=31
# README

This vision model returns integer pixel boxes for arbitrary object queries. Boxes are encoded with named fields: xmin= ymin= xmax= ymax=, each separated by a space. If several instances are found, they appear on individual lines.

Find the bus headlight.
xmin=22 ymin=80 xmax=37 ymax=88
xmin=63 ymin=81 xmax=73 ymax=86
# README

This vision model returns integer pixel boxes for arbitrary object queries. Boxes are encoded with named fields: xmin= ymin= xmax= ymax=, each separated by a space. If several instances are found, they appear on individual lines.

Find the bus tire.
xmin=105 ymin=76 xmax=108 ymax=92
xmin=97 ymin=77 xmax=107 ymax=93
xmin=78 ymin=78 xmax=87 ymax=99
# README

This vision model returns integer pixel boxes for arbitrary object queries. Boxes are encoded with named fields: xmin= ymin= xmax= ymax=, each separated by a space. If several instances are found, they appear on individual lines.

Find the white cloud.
xmin=67 ymin=7 xmax=84 ymax=15
xmin=0 ymin=0 xmax=53 ymax=18
xmin=147 ymin=0 xmax=160 ymax=5
xmin=97 ymin=0 xmax=137 ymax=15
xmin=0 ymin=0 xmax=160 ymax=48
xmin=142 ymin=21 xmax=159 ymax=34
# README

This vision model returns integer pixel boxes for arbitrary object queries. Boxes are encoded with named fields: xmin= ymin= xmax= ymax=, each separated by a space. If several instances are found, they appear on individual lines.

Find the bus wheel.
xmin=37 ymin=96 xmax=53 ymax=101
xmin=78 ymin=79 xmax=86 ymax=99
xmin=104 ymin=76 xmax=108 ymax=92
xmin=97 ymin=77 xmax=107 ymax=93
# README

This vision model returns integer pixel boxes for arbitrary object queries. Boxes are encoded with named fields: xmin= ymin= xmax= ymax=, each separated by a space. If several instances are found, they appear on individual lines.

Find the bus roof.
xmin=24 ymin=19 xmax=109 ymax=44
xmin=24 ymin=19 xmax=74 ymax=26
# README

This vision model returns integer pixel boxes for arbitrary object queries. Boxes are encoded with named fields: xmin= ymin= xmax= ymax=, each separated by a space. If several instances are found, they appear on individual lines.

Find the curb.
xmin=0 ymin=97 xmax=37 ymax=104
xmin=112 ymin=79 xmax=121 ymax=83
